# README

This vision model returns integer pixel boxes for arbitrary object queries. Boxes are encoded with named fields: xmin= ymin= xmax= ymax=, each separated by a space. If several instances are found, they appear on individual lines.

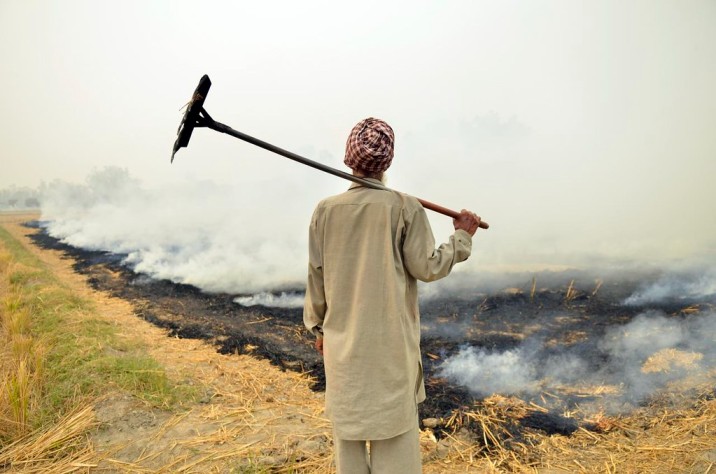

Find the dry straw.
xmin=417 ymin=384 xmax=716 ymax=473
xmin=564 ymin=279 xmax=578 ymax=303
xmin=529 ymin=391 xmax=716 ymax=473
xmin=1 ymin=259 xmax=48 ymax=439
xmin=2 ymin=216 xmax=714 ymax=473
xmin=0 ymin=404 xmax=98 ymax=473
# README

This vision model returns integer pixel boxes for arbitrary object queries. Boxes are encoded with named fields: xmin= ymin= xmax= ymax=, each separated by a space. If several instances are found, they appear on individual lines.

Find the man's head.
xmin=344 ymin=118 xmax=395 ymax=176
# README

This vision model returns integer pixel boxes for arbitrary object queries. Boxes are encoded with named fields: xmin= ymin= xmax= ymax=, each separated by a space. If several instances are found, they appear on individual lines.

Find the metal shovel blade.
xmin=171 ymin=75 xmax=212 ymax=162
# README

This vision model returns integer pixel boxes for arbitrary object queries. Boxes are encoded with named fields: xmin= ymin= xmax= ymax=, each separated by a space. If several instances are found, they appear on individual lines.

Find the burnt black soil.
xmin=26 ymin=224 xmax=707 ymax=438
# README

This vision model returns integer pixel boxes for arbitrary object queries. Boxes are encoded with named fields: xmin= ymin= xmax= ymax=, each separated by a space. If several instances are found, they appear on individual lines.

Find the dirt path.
xmin=1 ymin=213 xmax=469 ymax=473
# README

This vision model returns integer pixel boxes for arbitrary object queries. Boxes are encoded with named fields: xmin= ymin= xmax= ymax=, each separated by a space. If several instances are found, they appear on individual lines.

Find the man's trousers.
xmin=333 ymin=421 xmax=421 ymax=474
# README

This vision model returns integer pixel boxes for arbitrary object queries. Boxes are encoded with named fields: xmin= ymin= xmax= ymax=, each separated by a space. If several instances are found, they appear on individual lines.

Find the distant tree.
xmin=0 ymin=185 xmax=42 ymax=209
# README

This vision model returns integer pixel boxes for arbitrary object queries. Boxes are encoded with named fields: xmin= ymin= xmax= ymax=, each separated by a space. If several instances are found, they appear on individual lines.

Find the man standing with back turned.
xmin=304 ymin=118 xmax=482 ymax=473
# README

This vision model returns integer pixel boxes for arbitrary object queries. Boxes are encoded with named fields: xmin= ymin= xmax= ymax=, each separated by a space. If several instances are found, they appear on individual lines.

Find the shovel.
xmin=171 ymin=75 xmax=488 ymax=229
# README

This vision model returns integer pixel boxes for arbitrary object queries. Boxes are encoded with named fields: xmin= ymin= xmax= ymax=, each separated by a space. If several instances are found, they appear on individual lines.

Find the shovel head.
xmin=171 ymin=75 xmax=212 ymax=162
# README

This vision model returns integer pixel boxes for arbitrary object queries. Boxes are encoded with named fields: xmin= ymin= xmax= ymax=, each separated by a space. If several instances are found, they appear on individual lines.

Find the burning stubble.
xmin=438 ymin=310 xmax=716 ymax=414
xmin=35 ymin=167 xmax=716 ymax=415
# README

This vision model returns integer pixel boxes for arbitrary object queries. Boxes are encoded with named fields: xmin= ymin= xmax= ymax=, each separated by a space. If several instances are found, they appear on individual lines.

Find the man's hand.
xmin=453 ymin=209 xmax=481 ymax=236
xmin=315 ymin=337 xmax=324 ymax=356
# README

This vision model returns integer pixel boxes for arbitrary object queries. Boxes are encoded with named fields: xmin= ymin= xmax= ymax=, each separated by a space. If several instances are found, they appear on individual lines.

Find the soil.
xmin=2 ymin=214 xmax=332 ymax=472
xmin=24 ymin=222 xmax=699 ymax=423
xmin=3 ymin=213 xmax=714 ymax=472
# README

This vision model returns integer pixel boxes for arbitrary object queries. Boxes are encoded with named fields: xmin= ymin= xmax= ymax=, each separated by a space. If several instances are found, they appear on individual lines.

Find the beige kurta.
xmin=303 ymin=179 xmax=472 ymax=440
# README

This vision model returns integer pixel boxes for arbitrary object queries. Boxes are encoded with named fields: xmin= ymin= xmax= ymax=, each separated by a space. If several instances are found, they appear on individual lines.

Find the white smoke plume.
xmin=40 ymin=167 xmax=312 ymax=294
xmin=437 ymin=345 xmax=540 ymax=395
xmin=234 ymin=292 xmax=305 ymax=308
xmin=36 ymin=166 xmax=716 ymax=313
xmin=623 ymin=268 xmax=716 ymax=305
xmin=438 ymin=310 xmax=716 ymax=411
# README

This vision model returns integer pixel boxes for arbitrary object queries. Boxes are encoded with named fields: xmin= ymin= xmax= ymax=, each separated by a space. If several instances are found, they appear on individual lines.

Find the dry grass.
xmin=642 ymin=348 xmax=703 ymax=374
xmin=0 ymin=217 xmax=196 ymax=472
xmin=530 ymin=276 xmax=537 ymax=303
xmin=1 ymin=240 xmax=90 ymax=473
xmin=90 ymin=336 xmax=337 ymax=472
xmin=2 ymin=213 xmax=715 ymax=473
xmin=564 ymin=279 xmax=578 ymax=303
xmin=418 ymin=388 xmax=716 ymax=473
xmin=530 ymin=392 xmax=716 ymax=473
xmin=0 ymin=404 xmax=99 ymax=473
xmin=0 ymin=258 xmax=45 ymax=439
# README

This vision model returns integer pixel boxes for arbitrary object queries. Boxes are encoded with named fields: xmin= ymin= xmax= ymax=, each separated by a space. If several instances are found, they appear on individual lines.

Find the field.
xmin=1 ymin=211 xmax=715 ymax=473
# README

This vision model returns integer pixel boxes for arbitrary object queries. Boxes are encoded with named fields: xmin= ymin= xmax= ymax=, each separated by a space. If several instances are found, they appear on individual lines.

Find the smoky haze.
xmin=3 ymin=0 xmax=716 ymax=410
xmin=40 ymin=167 xmax=312 ymax=294
xmin=38 ymin=166 xmax=716 ymax=307
xmin=1 ymin=1 xmax=714 ymax=278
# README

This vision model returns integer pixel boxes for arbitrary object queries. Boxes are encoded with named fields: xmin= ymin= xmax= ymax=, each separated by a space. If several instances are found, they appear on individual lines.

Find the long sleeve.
xmin=303 ymin=208 xmax=326 ymax=337
xmin=303 ymin=184 xmax=475 ymax=440
xmin=402 ymin=205 xmax=472 ymax=282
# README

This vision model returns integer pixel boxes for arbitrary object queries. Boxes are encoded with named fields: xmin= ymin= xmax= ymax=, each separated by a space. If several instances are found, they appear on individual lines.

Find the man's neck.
xmin=353 ymin=170 xmax=384 ymax=181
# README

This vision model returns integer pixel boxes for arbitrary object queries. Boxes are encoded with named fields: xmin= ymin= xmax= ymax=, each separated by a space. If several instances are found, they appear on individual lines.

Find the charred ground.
xmin=27 ymin=223 xmax=711 ymax=438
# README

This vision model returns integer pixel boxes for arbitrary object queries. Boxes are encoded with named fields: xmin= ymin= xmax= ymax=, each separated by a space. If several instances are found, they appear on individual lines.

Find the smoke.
xmin=624 ymin=268 xmax=716 ymax=305
xmin=437 ymin=345 xmax=540 ymax=395
xmin=33 ymin=168 xmax=716 ymax=408
xmin=438 ymin=310 xmax=716 ymax=411
xmin=40 ymin=167 xmax=313 ymax=294
xmin=234 ymin=292 xmax=304 ymax=308
xmin=35 ymin=165 xmax=716 ymax=314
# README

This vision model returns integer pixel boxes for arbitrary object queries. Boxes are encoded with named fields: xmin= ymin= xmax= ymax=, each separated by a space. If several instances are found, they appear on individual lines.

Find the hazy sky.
xmin=1 ymin=0 xmax=715 ymax=270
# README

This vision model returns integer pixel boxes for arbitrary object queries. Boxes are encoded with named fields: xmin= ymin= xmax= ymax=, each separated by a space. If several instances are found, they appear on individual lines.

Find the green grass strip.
xmin=0 ymin=225 xmax=196 ymax=437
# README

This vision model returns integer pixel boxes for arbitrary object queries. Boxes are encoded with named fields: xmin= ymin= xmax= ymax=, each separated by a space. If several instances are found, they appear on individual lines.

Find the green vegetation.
xmin=0 ymin=225 xmax=195 ymax=447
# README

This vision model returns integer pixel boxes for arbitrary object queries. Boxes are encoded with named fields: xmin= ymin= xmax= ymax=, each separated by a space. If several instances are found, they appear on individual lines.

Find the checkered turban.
xmin=344 ymin=118 xmax=395 ymax=173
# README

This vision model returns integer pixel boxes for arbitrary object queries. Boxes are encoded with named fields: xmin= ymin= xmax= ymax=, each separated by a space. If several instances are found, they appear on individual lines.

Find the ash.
xmin=27 ymin=223 xmax=716 ymax=437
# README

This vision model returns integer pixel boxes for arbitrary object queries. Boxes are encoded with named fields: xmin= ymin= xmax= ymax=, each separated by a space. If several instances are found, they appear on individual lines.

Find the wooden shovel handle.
xmin=417 ymin=198 xmax=490 ymax=229
xmin=202 ymin=113 xmax=490 ymax=230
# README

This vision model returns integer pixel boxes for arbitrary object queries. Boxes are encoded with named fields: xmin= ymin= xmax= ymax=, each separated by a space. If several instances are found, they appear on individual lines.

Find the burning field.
xmin=3 ymin=2 xmax=715 ymax=470
xmin=23 ymin=218 xmax=716 ymax=471
xmin=9 ymin=166 xmax=715 ymax=471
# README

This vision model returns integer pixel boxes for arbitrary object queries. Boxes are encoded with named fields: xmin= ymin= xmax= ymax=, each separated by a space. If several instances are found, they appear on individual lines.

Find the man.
xmin=303 ymin=118 xmax=481 ymax=473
